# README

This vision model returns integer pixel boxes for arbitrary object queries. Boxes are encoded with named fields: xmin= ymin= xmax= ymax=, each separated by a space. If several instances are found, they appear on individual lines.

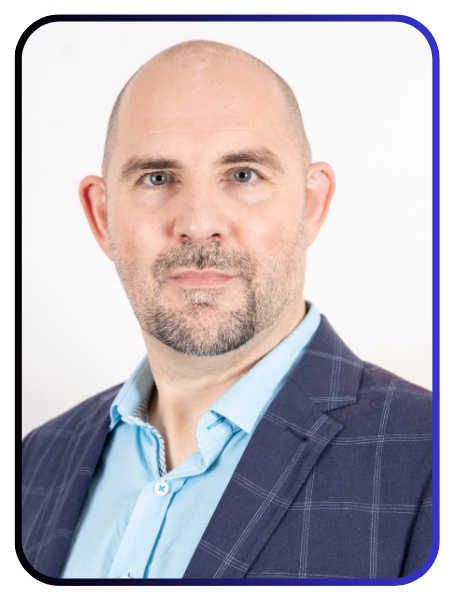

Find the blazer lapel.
xmin=184 ymin=315 xmax=363 ymax=579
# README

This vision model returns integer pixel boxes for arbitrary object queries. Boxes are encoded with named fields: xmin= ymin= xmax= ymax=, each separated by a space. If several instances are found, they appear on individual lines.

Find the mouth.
xmin=166 ymin=269 xmax=239 ymax=288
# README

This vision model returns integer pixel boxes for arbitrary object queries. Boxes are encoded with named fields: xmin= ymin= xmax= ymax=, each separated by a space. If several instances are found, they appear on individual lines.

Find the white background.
xmin=21 ymin=18 xmax=433 ymax=436
xmin=4 ymin=0 xmax=446 ymax=596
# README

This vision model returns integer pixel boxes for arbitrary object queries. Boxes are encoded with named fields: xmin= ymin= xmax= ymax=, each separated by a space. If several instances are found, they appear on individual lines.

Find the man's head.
xmin=80 ymin=40 xmax=335 ymax=356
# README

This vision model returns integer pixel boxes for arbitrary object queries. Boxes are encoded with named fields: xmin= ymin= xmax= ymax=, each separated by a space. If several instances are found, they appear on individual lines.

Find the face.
xmin=105 ymin=54 xmax=308 ymax=356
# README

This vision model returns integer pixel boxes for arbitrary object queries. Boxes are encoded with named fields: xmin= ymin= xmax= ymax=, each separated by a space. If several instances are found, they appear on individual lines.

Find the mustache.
xmin=152 ymin=241 xmax=255 ymax=282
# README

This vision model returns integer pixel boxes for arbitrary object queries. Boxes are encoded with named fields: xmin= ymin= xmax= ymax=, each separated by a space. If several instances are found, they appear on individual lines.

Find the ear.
xmin=79 ymin=175 xmax=112 ymax=260
xmin=305 ymin=162 xmax=336 ymax=247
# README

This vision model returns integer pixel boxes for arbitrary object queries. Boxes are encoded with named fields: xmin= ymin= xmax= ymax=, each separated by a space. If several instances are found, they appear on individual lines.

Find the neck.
xmin=143 ymin=296 xmax=306 ymax=471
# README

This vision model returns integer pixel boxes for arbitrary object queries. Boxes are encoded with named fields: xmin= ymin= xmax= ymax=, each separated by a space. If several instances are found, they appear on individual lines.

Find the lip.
xmin=166 ymin=270 xmax=238 ymax=288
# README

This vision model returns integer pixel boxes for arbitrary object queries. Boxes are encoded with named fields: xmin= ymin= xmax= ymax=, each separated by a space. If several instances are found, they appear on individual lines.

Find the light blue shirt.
xmin=60 ymin=303 xmax=320 ymax=579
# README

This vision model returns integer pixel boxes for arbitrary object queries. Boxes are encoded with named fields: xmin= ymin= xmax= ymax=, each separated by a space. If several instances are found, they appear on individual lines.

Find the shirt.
xmin=60 ymin=303 xmax=320 ymax=579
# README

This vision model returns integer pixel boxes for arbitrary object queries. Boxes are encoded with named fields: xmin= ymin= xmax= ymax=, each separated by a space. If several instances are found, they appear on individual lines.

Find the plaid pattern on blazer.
xmin=21 ymin=316 xmax=432 ymax=580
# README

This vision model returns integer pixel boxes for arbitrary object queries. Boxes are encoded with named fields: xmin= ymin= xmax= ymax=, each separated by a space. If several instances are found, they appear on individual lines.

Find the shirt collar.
xmin=109 ymin=302 xmax=320 ymax=435
xmin=109 ymin=357 xmax=154 ymax=431
xmin=208 ymin=302 xmax=320 ymax=434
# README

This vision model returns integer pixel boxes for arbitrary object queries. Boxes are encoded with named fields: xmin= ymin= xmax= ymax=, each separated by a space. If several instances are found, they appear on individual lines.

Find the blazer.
xmin=21 ymin=315 xmax=433 ymax=580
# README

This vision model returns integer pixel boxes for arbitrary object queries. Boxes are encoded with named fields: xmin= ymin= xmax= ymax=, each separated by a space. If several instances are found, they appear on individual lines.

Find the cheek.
xmin=238 ymin=211 xmax=278 ymax=252
xmin=234 ymin=197 xmax=304 ymax=258
xmin=108 ymin=201 xmax=166 ymax=261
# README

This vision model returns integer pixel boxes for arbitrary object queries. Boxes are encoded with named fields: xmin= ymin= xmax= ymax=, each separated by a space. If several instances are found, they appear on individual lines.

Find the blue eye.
xmin=143 ymin=172 xmax=168 ymax=186
xmin=233 ymin=168 xmax=257 ymax=183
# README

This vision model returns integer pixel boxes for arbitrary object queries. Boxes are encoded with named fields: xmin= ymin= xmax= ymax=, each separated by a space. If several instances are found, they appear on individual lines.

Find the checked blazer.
xmin=21 ymin=316 xmax=433 ymax=580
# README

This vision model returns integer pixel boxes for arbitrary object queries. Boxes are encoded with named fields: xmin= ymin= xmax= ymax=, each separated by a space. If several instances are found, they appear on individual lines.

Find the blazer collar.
xmin=290 ymin=314 xmax=364 ymax=413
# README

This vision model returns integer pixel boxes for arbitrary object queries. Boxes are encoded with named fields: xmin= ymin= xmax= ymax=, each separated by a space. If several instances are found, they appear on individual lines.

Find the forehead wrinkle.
xmin=119 ymin=128 xmax=283 ymax=137
xmin=124 ymin=88 xmax=283 ymax=136
xmin=114 ymin=129 xmax=286 ymax=167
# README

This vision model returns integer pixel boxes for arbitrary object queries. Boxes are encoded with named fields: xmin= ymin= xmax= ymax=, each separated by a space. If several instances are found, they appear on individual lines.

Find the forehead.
xmin=112 ymin=55 xmax=295 ymax=163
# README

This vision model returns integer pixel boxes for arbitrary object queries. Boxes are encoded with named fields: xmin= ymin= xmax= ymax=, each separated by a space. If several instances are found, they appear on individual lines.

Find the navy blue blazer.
xmin=21 ymin=316 xmax=432 ymax=580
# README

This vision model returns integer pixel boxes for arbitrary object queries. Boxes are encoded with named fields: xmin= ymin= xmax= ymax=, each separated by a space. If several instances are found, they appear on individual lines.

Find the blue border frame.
xmin=15 ymin=13 xmax=439 ymax=587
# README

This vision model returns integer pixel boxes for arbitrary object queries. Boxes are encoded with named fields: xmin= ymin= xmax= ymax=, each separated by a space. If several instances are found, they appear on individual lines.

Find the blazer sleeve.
xmin=402 ymin=473 xmax=433 ymax=577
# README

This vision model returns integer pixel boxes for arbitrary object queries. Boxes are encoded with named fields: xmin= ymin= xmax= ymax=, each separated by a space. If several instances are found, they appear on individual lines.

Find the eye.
xmin=142 ymin=172 xmax=169 ymax=186
xmin=232 ymin=168 xmax=258 ymax=183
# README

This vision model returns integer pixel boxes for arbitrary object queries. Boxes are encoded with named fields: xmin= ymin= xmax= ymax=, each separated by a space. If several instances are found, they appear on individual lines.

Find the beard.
xmin=109 ymin=221 xmax=307 ymax=357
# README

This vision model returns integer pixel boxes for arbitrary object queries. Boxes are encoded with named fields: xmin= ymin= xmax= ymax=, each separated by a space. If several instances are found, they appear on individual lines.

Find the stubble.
xmin=109 ymin=218 xmax=307 ymax=356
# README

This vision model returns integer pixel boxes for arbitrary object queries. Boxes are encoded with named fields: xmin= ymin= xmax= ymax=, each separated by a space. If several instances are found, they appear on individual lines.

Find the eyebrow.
xmin=219 ymin=148 xmax=286 ymax=174
xmin=119 ymin=147 xmax=286 ymax=181
xmin=120 ymin=157 xmax=183 ymax=180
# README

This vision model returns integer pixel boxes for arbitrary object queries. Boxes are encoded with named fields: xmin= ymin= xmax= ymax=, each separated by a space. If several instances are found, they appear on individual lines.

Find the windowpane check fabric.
xmin=21 ymin=314 xmax=432 ymax=580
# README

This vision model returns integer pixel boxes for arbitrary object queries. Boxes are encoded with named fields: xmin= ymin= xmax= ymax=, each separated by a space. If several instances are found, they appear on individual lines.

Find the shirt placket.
xmin=108 ymin=475 xmax=186 ymax=579
xmin=108 ymin=409 xmax=173 ymax=579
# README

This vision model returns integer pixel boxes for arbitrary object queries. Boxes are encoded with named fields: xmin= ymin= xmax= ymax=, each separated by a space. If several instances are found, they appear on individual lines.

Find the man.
xmin=21 ymin=40 xmax=432 ymax=580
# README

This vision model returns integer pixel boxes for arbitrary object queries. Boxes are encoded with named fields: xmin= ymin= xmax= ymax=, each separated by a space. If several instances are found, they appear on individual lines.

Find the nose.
xmin=172 ymin=179 xmax=230 ymax=244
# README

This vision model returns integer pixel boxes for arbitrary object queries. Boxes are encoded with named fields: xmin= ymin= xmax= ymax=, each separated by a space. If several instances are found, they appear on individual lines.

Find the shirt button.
xmin=154 ymin=481 xmax=170 ymax=496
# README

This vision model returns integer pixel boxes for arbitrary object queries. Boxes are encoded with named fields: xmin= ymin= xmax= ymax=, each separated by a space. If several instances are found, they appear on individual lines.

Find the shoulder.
xmin=324 ymin=356 xmax=432 ymax=450
xmin=328 ymin=361 xmax=432 ymax=502
xmin=357 ymin=362 xmax=432 ymax=432
xmin=22 ymin=382 xmax=124 ymax=470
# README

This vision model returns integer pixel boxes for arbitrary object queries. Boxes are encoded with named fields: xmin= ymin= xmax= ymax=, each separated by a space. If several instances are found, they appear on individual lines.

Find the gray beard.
xmin=111 ymin=230 xmax=306 ymax=356
xmin=149 ymin=283 xmax=259 ymax=356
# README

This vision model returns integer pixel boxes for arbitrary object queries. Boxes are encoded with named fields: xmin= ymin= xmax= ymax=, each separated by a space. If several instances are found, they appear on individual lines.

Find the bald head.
xmin=102 ymin=40 xmax=312 ymax=181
